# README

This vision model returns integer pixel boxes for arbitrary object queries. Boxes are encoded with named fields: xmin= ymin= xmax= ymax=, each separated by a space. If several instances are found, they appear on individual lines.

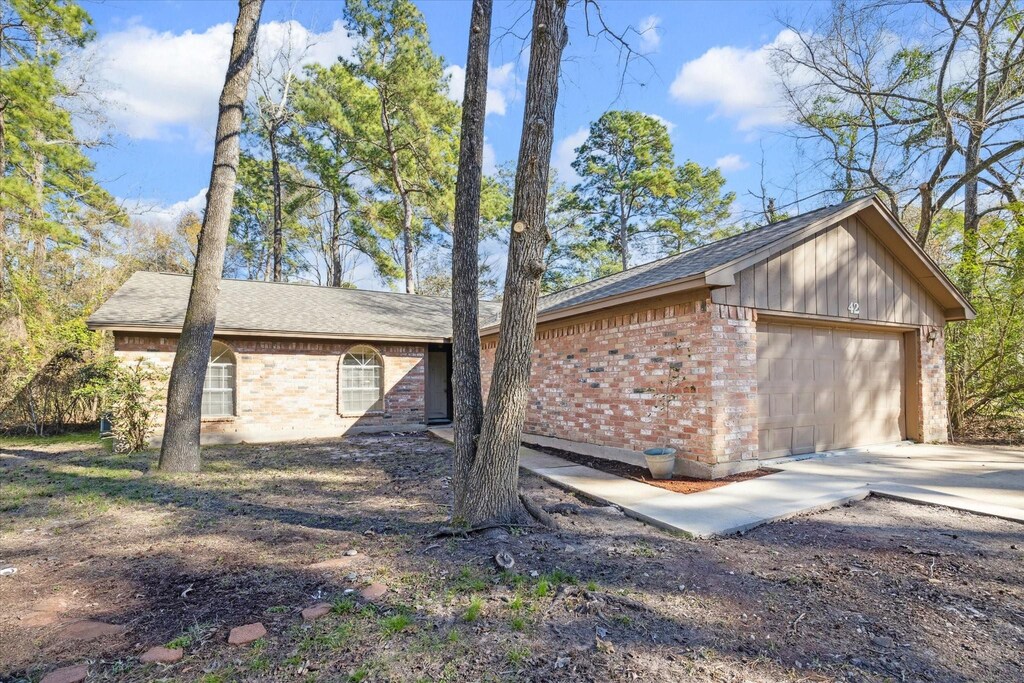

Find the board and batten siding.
xmin=711 ymin=217 xmax=944 ymax=327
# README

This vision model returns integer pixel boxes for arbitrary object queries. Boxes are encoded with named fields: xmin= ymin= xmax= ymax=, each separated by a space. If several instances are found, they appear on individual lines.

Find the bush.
xmin=106 ymin=359 xmax=165 ymax=453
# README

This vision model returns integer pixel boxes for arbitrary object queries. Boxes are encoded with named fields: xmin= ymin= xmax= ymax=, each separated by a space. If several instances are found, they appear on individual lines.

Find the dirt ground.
xmin=1 ymin=432 xmax=1022 ymax=683
xmin=527 ymin=442 xmax=773 ymax=494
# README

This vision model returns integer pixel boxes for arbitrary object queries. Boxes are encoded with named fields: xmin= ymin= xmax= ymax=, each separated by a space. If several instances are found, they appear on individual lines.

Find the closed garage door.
xmin=757 ymin=322 xmax=906 ymax=458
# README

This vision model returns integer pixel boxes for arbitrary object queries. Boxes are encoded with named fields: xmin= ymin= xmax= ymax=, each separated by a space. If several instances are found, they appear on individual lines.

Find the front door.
xmin=426 ymin=350 xmax=450 ymax=422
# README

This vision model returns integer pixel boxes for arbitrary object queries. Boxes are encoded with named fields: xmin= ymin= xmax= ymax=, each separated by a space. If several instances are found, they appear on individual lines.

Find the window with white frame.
xmin=202 ymin=341 xmax=236 ymax=417
xmin=340 ymin=346 xmax=384 ymax=413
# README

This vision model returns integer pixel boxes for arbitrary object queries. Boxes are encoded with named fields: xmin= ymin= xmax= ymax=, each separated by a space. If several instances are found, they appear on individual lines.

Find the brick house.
xmin=88 ymin=196 xmax=973 ymax=477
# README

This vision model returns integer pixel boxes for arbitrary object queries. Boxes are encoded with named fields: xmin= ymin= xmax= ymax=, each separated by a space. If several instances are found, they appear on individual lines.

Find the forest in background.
xmin=1 ymin=0 xmax=1022 ymax=441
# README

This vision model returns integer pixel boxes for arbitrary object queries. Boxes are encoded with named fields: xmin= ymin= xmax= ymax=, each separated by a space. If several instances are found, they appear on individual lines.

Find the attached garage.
xmin=477 ymin=195 xmax=975 ymax=478
xmin=756 ymin=322 xmax=906 ymax=458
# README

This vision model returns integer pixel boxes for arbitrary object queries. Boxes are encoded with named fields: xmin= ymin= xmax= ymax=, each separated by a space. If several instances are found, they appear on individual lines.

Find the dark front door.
xmin=426 ymin=349 xmax=451 ymax=422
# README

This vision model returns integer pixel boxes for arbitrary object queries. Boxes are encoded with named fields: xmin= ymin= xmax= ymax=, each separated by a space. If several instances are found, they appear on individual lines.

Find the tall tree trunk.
xmin=0 ymin=116 xmax=6 ymax=296
xmin=451 ymin=0 xmax=493 ymax=515
xmin=456 ymin=0 xmax=569 ymax=527
xmin=270 ymin=131 xmax=283 ymax=281
xmin=379 ymin=97 xmax=416 ymax=293
xmin=158 ymin=0 xmax=264 ymax=473
xmin=31 ymin=139 xmax=45 ymax=274
xmin=917 ymin=182 xmax=933 ymax=247
xmin=330 ymin=192 xmax=343 ymax=287
xmin=960 ymin=11 xmax=988 ymax=298
xmin=618 ymin=196 xmax=629 ymax=271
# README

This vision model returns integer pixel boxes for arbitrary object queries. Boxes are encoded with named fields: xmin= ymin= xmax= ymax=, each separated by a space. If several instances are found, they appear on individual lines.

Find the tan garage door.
xmin=757 ymin=322 xmax=906 ymax=458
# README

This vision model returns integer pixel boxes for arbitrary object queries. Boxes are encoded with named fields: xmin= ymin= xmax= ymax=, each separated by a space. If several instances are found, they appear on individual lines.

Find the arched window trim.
xmin=202 ymin=340 xmax=236 ymax=418
xmin=339 ymin=344 xmax=385 ymax=415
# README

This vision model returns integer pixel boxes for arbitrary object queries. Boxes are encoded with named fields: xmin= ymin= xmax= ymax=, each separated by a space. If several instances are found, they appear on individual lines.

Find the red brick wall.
xmin=114 ymin=334 xmax=426 ymax=444
xmin=480 ymin=298 xmax=760 ymax=468
xmin=918 ymin=326 xmax=949 ymax=442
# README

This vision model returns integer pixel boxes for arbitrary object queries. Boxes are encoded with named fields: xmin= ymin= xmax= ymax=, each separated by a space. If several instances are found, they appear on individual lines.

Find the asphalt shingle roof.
xmin=88 ymin=271 xmax=503 ymax=341
xmin=90 ymin=199 xmax=873 ymax=338
xmin=534 ymin=198 xmax=866 ymax=316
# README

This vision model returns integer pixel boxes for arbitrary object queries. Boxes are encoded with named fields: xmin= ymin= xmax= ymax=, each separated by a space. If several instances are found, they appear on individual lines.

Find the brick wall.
xmin=918 ymin=326 xmax=949 ymax=443
xmin=114 ymin=334 xmax=426 ymax=444
xmin=480 ymin=297 xmax=760 ymax=473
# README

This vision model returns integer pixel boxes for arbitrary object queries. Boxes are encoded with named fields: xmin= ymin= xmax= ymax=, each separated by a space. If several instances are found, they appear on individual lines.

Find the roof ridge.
xmin=133 ymin=271 xmax=501 ymax=304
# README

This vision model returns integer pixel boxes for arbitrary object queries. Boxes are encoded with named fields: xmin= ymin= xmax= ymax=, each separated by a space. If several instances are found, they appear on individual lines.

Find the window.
xmin=202 ymin=341 xmax=235 ymax=417
xmin=341 ymin=346 xmax=384 ymax=413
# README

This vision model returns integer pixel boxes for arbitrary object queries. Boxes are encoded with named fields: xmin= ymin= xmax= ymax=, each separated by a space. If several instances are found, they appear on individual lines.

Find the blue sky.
xmin=80 ymin=0 xmax=827 ymax=282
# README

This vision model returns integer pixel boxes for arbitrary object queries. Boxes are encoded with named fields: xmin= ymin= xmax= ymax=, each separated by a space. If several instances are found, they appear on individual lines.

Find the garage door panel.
xmin=758 ymin=322 xmax=906 ymax=458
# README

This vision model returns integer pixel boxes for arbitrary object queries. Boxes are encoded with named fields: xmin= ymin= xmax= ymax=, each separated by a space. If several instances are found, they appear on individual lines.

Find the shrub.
xmin=106 ymin=359 xmax=165 ymax=453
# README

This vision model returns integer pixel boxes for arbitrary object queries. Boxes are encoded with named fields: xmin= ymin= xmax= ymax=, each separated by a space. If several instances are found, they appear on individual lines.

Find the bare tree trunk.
xmin=456 ymin=0 xmax=569 ymax=527
xmin=451 ymin=0 xmax=493 ymax=515
xmin=330 ymin=193 xmax=343 ymax=287
xmin=0 ymin=115 xmax=6 ymax=296
xmin=917 ymin=182 xmax=933 ymax=247
xmin=31 ymin=138 xmax=45 ymax=274
xmin=618 ymin=196 xmax=629 ymax=271
xmin=378 ymin=97 xmax=417 ymax=294
xmin=270 ymin=132 xmax=283 ymax=281
xmin=158 ymin=0 xmax=264 ymax=472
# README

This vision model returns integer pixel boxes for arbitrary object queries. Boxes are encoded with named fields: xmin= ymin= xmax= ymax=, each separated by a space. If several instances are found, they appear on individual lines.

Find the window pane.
xmin=202 ymin=346 xmax=235 ymax=417
xmin=341 ymin=348 xmax=383 ymax=413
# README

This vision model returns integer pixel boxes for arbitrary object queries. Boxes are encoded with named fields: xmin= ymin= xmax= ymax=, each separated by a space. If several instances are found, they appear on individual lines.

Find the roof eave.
xmin=87 ymin=322 xmax=450 ymax=344
xmin=479 ymin=274 xmax=709 ymax=335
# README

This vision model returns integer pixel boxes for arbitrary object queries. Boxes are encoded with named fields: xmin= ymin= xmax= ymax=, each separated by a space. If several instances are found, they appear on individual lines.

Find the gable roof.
xmin=534 ymin=198 xmax=867 ymax=316
xmin=479 ymin=195 xmax=974 ymax=331
xmin=88 ymin=271 xmax=502 ymax=343
xmin=90 ymin=197 xmax=974 ymax=342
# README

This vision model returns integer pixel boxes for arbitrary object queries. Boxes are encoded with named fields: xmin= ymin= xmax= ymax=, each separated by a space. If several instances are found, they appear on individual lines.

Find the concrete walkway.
xmin=428 ymin=428 xmax=1024 ymax=538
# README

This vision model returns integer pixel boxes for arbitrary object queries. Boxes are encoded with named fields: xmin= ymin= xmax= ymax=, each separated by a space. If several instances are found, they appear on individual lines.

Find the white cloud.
xmin=715 ymin=154 xmax=749 ymax=172
xmin=552 ymin=127 xmax=589 ymax=185
xmin=87 ymin=19 xmax=356 ymax=142
xmin=669 ymin=29 xmax=799 ymax=131
xmin=646 ymin=113 xmax=676 ymax=133
xmin=444 ymin=61 xmax=519 ymax=117
xmin=637 ymin=15 xmax=661 ymax=54
xmin=125 ymin=187 xmax=208 ymax=229
xmin=482 ymin=141 xmax=498 ymax=176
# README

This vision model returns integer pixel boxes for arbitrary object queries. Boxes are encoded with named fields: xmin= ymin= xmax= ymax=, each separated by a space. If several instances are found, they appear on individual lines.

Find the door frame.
xmin=425 ymin=343 xmax=452 ymax=423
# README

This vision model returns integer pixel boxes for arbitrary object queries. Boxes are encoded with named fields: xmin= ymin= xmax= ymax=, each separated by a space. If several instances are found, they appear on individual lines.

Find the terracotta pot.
xmin=642 ymin=447 xmax=677 ymax=479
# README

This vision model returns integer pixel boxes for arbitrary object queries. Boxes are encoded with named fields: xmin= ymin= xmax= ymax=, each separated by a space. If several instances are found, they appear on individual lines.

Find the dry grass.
xmin=1 ymin=433 xmax=1022 ymax=682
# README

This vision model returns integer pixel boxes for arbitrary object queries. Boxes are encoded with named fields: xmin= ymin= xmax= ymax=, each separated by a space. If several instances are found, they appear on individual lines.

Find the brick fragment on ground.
xmin=140 ymin=646 xmax=183 ymax=664
xmin=227 ymin=622 xmax=267 ymax=645
xmin=40 ymin=664 xmax=88 ymax=683
xmin=359 ymin=583 xmax=387 ymax=602
xmin=301 ymin=603 xmax=332 ymax=621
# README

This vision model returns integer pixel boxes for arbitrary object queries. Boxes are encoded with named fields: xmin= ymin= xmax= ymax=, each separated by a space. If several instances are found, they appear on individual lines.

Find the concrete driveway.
xmin=430 ymin=426 xmax=1024 ymax=538
xmin=519 ymin=440 xmax=1024 ymax=538
xmin=769 ymin=442 xmax=1024 ymax=511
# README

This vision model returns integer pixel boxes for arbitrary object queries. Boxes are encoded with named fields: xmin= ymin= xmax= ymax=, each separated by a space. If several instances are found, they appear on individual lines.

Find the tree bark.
xmin=379 ymin=95 xmax=416 ymax=294
xmin=451 ymin=0 xmax=493 ymax=516
xmin=457 ymin=0 xmax=569 ymax=527
xmin=916 ymin=182 xmax=933 ymax=247
xmin=618 ymin=195 xmax=629 ymax=271
xmin=270 ymin=131 xmax=283 ymax=281
xmin=158 ymin=0 xmax=264 ymax=473
xmin=330 ymin=192 xmax=343 ymax=287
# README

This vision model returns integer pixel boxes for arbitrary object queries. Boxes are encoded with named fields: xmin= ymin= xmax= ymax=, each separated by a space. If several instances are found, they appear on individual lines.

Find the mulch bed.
xmin=525 ymin=442 xmax=773 ymax=494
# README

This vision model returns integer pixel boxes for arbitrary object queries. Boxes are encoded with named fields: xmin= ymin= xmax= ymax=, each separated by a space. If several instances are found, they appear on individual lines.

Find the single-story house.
xmin=88 ymin=195 xmax=974 ymax=478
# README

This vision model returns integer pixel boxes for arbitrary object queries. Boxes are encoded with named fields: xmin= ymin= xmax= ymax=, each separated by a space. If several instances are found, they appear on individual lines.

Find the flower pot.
xmin=642 ymin=447 xmax=677 ymax=479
